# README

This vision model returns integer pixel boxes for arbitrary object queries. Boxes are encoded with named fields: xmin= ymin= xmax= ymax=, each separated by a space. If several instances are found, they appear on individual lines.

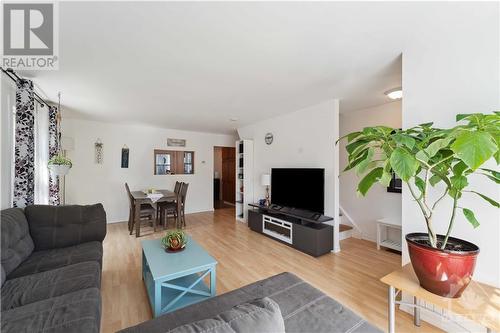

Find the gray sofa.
xmin=1 ymin=204 xmax=106 ymax=333
xmin=121 ymin=272 xmax=381 ymax=333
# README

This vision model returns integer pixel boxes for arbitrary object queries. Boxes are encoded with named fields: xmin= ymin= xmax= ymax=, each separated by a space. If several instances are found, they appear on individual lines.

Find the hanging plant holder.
xmin=48 ymin=154 xmax=73 ymax=176
xmin=48 ymin=164 xmax=71 ymax=176
xmin=47 ymin=92 xmax=73 ymax=176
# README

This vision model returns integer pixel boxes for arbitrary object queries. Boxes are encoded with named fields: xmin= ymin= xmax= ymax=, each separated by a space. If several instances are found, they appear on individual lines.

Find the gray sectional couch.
xmin=121 ymin=272 xmax=381 ymax=333
xmin=1 ymin=204 xmax=106 ymax=333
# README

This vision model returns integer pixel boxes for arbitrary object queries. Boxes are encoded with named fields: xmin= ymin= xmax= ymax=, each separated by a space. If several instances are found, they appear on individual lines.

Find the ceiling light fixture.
xmin=384 ymin=87 xmax=403 ymax=100
xmin=229 ymin=117 xmax=238 ymax=122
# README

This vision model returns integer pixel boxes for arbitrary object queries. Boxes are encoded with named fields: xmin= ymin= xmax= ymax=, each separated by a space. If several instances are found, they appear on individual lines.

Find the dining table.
xmin=130 ymin=189 xmax=180 ymax=237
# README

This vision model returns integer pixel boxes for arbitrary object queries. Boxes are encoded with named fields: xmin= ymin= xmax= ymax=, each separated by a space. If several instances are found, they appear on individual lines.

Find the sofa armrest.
xmin=24 ymin=204 xmax=107 ymax=251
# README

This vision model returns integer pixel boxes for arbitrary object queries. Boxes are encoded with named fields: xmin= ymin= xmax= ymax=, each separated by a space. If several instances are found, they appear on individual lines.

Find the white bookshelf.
xmin=235 ymin=140 xmax=253 ymax=222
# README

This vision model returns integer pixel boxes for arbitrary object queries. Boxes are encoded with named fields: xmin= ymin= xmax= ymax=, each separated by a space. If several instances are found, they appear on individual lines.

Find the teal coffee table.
xmin=141 ymin=236 xmax=217 ymax=317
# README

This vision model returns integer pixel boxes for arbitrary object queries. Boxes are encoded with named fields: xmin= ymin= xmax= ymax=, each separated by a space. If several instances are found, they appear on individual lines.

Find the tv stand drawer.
xmin=262 ymin=215 xmax=293 ymax=244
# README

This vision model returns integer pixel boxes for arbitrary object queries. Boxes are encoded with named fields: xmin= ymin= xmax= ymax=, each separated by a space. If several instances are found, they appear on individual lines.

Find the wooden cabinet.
xmin=154 ymin=150 xmax=194 ymax=175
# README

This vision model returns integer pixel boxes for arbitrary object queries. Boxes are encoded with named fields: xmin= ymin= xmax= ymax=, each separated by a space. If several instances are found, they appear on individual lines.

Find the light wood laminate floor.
xmin=101 ymin=208 xmax=440 ymax=332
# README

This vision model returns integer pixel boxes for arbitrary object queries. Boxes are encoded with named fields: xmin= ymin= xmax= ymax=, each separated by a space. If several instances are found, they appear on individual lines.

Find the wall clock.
xmin=265 ymin=133 xmax=273 ymax=145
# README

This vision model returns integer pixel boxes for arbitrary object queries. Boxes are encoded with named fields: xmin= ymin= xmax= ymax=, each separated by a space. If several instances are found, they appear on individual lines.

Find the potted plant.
xmin=161 ymin=230 xmax=188 ymax=252
xmin=48 ymin=154 xmax=73 ymax=176
xmin=339 ymin=113 xmax=499 ymax=298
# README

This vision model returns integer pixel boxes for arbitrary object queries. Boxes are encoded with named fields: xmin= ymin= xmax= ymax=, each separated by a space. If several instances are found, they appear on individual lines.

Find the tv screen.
xmin=271 ymin=168 xmax=324 ymax=214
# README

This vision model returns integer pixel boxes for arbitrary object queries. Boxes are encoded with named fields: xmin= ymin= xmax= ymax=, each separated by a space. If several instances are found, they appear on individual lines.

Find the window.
xmin=184 ymin=151 xmax=194 ymax=174
xmin=154 ymin=150 xmax=173 ymax=175
xmin=154 ymin=150 xmax=194 ymax=175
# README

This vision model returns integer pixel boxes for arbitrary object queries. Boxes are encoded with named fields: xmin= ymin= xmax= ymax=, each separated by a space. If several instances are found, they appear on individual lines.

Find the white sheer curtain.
xmin=0 ymin=73 xmax=16 ymax=208
xmin=34 ymin=102 xmax=50 ymax=204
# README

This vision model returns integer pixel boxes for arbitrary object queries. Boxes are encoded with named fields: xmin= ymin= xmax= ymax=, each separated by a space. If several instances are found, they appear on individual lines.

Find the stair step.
xmin=339 ymin=224 xmax=353 ymax=232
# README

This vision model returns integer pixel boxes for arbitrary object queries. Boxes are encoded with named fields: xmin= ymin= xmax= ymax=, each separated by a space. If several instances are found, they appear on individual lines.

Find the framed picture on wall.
xmin=121 ymin=147 xmax=129 ymax=168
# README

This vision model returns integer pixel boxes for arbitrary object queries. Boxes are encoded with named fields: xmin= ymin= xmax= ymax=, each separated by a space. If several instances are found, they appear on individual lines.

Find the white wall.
xmin=63 ymin=119 xmax=236 ymax=223
xmin=237 ymin=99 xmax=339 ymax=219
xmin=401 ymin=3 xmax=499 ymax=287
xmin=339 ymin=101 xmax=402 ymax=241
xmin=0 ymin=74 xmax=16 ymax=209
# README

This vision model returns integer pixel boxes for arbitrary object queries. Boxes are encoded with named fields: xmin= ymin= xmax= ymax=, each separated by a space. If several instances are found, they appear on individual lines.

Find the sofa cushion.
xmin=1 ymin=265 xmax=5 ymax=287
xmin=7 ymin=241 xmax=102 ymax=279
xmin=1 ymin=288 xmax=101 ymax=333
xmin=119 ymin=272 xmax=381 ymax=333
xmin=24 ymin=204 xmax=106 ymax=251
xmin=170 ymin=298 xmax=285 ymax=333
xmin=2 ymin=261 xmax=101 ymax=310
xmin=1 ymin=208 xmax=35 ymax=276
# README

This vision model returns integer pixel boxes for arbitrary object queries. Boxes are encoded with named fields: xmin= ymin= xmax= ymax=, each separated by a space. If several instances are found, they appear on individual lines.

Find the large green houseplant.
xmin=339 ymin=112 xmax=499 ymax=297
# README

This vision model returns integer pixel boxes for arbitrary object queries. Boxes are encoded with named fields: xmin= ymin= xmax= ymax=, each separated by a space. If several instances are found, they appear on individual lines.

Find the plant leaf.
xmin=456 ymin=114 xmax=472 ymax=122
xmin=393 ymin=134 xmax=416 ymax=150
xmin=355 ymin=148 xmax=374 ymax=175
xmin=347 ymin=131 xmax=363 ymax=143
xmin=380 ymin=171 xmax=392 ymax=187
xmin=424 ymin=136 xmax=454 ymax=159
xmin=480 ymin=168 xmax=500 ymax=179
xmin=357 ymin=167 xmax=383 ymax=196
xmin=414 ymin=176 xmax=425 ymax=198
xmin=462 ymin=208 xmax=480 ymax=228
xmin=451 ymin=131 xmax=497 ymax=170
xmin=390 ymin=148 xmax=419 ymax=182
xmin=481 ymin=173 xmax=500 ymax=184
xmin=469 ymin=191 xmax=500 ymax=208
xmin=415 ymin=150 xmax=429 ymax=163
xmin=450 ymin=175 xmax=468 ymax=191
xmin=344 ymin=149 xmax=369 ymax=172
xmin=452 ymin=161 xmax=468 ymax=176
xmin=346 ymin=140 xmax=368 ymax=154
xmin=429 ymin=174 xmax=441 ymax=186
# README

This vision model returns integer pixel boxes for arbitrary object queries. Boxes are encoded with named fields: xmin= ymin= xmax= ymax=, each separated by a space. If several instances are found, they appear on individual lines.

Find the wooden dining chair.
xmin=157 ymin=181 xmax=182 ymax=229
xmin=125 ymin=183 xmax=156 ymax=235
xmin=178 ymin=182 xmax=189 ymax=228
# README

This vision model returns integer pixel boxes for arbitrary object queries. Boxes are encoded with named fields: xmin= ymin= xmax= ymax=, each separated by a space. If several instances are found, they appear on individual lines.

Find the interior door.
xmin=221 ymin=147 xmax=235 ymax=204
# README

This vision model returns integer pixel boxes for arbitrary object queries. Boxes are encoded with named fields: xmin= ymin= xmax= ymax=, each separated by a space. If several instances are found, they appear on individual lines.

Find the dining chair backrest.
xmin=180 ymin=182 xmax=189 ymax=205
xmin=124 ymin=183 xmax=134 ymax=207
xmin=174 ymin=181 xmax=182 ymax=194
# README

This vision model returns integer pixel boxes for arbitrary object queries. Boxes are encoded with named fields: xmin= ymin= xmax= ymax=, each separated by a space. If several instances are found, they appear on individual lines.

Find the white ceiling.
xmin=22 ymin=1 xmax=407 ymax=134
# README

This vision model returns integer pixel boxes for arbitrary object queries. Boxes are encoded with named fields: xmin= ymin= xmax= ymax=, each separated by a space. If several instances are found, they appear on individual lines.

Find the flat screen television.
xmin=271 ymin=168 xmax=324 ymax=214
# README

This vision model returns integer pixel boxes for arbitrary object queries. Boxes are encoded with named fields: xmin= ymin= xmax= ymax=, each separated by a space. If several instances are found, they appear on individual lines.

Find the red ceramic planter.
xmin=406 ymin=233 xmax=479 ymax=298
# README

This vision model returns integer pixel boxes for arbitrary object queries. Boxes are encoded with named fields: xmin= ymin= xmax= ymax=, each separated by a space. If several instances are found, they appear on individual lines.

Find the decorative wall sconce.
xmin=95 ymin=138 xmax=103 ymax=164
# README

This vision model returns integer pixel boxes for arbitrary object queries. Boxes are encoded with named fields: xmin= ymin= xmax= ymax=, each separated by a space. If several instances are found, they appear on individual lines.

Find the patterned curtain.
xmin=48 ymin=105 xmax=60 ymax=205
xmin=13 ymin=80 xmax=35 ymax=208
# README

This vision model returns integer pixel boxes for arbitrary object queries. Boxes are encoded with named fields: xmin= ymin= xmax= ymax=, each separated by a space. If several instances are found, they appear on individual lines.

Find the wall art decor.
xmin=265 ymin=133 xmax=273 ymax=145
xmin=95 ymin=138 xmax=103 ymax=164
xmin=167 ymin=138 xmax=186 ymax=147
xmin=121 ymin=145 xmax=129 ymax=168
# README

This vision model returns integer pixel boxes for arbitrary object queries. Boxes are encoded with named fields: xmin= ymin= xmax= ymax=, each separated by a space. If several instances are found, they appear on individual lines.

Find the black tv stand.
xmin=247 ymin=204 xmax=333 ymax=257
xmin=248 ymin=203 xmax=333 ymax=224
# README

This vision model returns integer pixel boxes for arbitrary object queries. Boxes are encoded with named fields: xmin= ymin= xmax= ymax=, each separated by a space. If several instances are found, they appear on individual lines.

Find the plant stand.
xmin=376 ymin=218 xmax=402 ymax=251
xmin=381 ymin=264 xmax=499 ymax=333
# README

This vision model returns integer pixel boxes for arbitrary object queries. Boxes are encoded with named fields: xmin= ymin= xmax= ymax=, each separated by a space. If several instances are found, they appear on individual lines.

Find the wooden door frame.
xmin=213 ymin=145 xmax=236 ymax=207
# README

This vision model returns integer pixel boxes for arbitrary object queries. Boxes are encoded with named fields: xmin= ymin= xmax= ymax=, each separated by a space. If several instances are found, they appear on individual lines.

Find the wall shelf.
xmin=235 ymin=140 xmax=253 ymax=222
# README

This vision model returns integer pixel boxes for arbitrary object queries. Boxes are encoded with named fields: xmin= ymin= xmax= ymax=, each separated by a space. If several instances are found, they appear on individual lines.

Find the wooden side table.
xmin=381 ymin=264 xmax=500 ymax=333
